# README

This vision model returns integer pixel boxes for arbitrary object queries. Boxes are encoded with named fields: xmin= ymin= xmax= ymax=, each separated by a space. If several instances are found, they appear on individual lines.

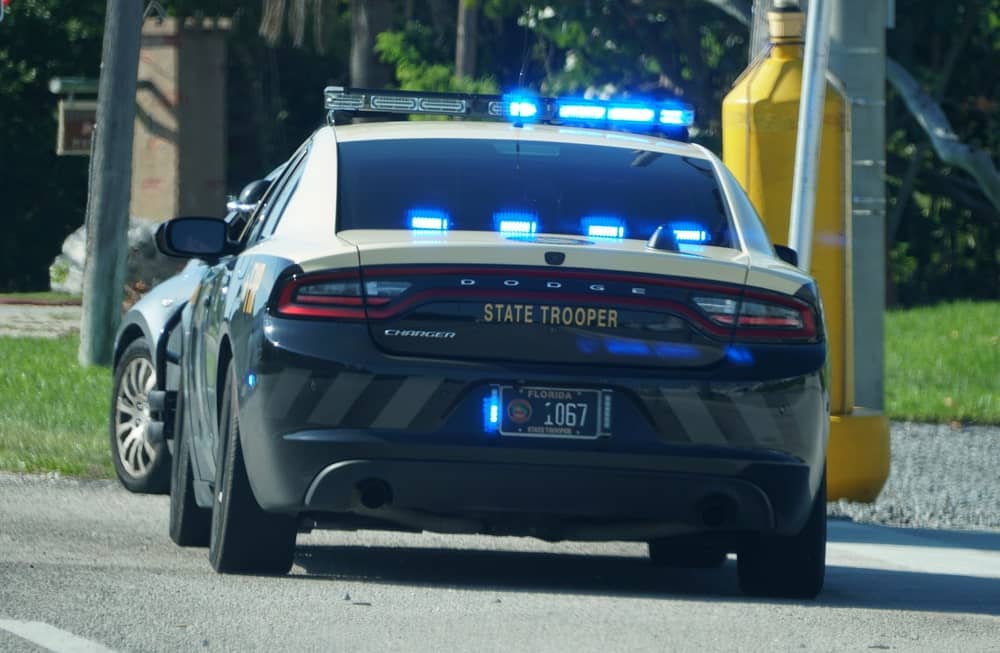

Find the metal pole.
xmin=79 ymin=0 xmax=143 ymax=366
xmin=788 ymin=0 xmax=834 ymax=270
xmin=829 ymin=0 xmax=888 ymax=410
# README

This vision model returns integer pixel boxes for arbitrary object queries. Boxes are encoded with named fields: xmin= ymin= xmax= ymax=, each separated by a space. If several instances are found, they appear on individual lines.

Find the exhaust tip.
xmin=357 ymin=478 xmax=393 ymax=510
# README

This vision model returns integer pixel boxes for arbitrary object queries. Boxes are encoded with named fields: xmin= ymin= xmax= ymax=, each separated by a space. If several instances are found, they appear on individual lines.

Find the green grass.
xmin=0 ymin=335 xmax=113 ymax=477
xmin=885 ymin=301 xmax=999 ymax=424
xmin=0 ymin=291 xmax=81 ymax=304
xmin=0 ymin=302 xmax=995 ymax=478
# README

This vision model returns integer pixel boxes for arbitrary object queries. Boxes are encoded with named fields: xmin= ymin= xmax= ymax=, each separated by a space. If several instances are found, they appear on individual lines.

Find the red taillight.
xmin=693 ymin=294 xmax=817 ymax=341
xmin=274 ymin=271 xmax=409 ymax=319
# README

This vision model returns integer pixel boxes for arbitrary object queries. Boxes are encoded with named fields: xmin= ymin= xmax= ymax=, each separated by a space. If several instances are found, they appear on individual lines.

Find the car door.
xmin=188 ymin=144 xmax=311 ymax=483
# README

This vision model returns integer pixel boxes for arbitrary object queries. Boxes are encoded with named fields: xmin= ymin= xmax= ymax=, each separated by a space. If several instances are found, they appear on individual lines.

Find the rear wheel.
xmin=737 ymin=471 xmax=827 ymax=599
xmin=110 ymin=339 xmax=170 ymax=494
xmin=648 ymin=535 xmax=728 ymax=568
xmin=208 ymin=362 xmax=297 ymax=574
xmin=168 ymin=378 xmax=210 ymax=547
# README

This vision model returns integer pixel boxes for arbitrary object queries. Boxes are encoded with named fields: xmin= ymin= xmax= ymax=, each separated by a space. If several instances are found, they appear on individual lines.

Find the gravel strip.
xmin=829 ymin=421 xmax=1000 ymax=531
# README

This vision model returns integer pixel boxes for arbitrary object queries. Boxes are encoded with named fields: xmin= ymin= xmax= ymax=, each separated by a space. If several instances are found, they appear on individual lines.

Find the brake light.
xmin=274 ymin=271 xmax=410 ymax=319
xmin=693 ymin=294 xmax=816 ymax=340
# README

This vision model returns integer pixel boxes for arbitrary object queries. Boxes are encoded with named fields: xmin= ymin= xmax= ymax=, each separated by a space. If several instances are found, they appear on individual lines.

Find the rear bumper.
xmin=301 ymin=455 xmax=813 ymax=540
xmin=233 ymin=318 xmax=828 ymax=540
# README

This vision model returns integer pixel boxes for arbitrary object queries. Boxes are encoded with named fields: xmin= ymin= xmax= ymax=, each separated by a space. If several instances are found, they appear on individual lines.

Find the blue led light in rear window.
xmin=671 ymin=221 xmax=710 ymax=243
xmin=582 ymin=216 xmax=626 ymax=239
xmin=588 ymin=225 xmax=624 ymax=238
xmin=407 ymin=208 xmax=450 ymax=230
xmin=494 ymin=211 xmax=538 ymax=234
xmin=607 ymin=105 xmax=656 ymax=123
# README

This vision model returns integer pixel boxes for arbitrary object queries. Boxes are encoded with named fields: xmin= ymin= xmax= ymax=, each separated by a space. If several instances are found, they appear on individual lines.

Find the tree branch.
xmin=887 ymin=8 xmax=977 ymax=243
xmin=886 ymin=58 xmax=1000 ymax=214
xmin=701 ymin=0 xmax=751 ymax=26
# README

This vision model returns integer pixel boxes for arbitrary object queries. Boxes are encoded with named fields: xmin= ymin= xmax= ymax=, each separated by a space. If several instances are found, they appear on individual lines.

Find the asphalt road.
xmin=1 ymin=473 xmax=998 ymax=652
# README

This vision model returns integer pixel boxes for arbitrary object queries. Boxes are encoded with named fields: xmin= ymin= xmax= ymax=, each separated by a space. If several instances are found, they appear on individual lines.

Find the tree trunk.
xmin=79 ymin=0 xmax=144 ymax=366
xmin=455 ymin=0 xmax=478 ymax=80
xmin=350 ymin=0 xmax=392 ymax=87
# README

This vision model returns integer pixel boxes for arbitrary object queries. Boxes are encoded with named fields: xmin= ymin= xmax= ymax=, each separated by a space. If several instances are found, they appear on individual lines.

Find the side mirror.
xmin=156 ymin=217 xmax=229 ymax=259
xmin=774 ymin=244 xmax=799 ymax=267
xmin=226 ymin=178 xmax=272 ymax=214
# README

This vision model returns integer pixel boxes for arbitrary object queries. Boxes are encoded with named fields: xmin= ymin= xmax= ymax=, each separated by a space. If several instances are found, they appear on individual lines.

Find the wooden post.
xmin=78 ymin=0 xmax=143 ymax=366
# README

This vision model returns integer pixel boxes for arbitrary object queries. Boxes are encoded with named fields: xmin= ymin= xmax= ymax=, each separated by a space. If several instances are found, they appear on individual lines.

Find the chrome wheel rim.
xmin=115 ymin=356 xmax=157 ymax=477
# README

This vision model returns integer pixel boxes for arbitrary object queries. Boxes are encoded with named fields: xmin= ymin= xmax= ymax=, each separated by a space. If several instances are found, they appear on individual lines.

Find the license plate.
xmin=499 ymin=386 xmax=612 ymax=438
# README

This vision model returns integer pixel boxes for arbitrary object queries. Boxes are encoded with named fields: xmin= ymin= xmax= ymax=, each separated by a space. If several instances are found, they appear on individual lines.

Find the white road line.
xmin=0 ymin=619 xmax=115 ymax=653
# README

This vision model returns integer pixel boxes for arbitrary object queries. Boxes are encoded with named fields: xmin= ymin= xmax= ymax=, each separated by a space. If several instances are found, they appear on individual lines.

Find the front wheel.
xmin=110 ymin=338 xmax=171 ymax=494
xmin=208 ymin=362 xmax=297 ymax=574
xmin=737 ymin=471 xmax=827 ymax=599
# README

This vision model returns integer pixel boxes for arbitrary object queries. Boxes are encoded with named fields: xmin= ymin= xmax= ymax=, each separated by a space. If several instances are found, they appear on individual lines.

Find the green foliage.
xmin=885 ymin=301 xmax=1000 ymax=424
xmin=375 ymin=21 xmax=498 ymax=95
xmin=0 ymin=335 xmax=113 ymax=477
xmin=0 ymin=0 xmax=104 ymax=291
xmin=885 ymin=0 xmax=1000 ymax=306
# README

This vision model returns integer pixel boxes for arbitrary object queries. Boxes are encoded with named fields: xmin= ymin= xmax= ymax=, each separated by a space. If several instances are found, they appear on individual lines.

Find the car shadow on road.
xmin=293 ymin=542 xmax=1000 ymax=617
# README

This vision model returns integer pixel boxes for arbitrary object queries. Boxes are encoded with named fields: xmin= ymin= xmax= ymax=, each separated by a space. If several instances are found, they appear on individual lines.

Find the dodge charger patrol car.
xmin=150 ymin=87 xmax=829 ymax=598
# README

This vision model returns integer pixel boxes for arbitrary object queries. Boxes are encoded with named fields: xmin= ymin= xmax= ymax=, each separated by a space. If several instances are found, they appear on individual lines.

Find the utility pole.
xmin=79 ymin=0 xmax=143 ymax=366
xmin=829 ymin=0 xmax=888 ymax=410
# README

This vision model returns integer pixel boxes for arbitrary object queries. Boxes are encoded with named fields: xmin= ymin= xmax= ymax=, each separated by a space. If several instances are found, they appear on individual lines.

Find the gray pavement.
xmin=1 ymin=473 xmax=998 ymax=652
xmin=0 ymin=305 xmax=81 ymax=339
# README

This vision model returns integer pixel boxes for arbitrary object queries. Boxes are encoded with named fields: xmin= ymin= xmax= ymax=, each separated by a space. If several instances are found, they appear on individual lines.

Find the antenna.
xmin=516 ymin=13 xmax=531 ymax=89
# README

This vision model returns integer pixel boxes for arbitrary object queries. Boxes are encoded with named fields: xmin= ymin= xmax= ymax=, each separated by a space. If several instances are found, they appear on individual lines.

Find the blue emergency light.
xmin=494 ymin=211 xmax=539 ymax=234
xmin=325 ymin=87 xmax=695 ymax=139
xmin=407 ymin=208 xmax=450 ymax=231
xmin=582 ymin=216 xmax=626 ymax=239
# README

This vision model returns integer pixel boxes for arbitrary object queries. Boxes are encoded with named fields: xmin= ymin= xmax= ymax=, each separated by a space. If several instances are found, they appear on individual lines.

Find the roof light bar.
xmin=606 ymin=105 xmax=656 ymax=124
xmin=660 ymin=107 xmax=696 ymax=127
xmin=505 ymin=93 xmax=541 ymax=121
xmin=323 ymin=86 xmax=695 ymax=139
xmin=557 ymin=103 xmax=607 ymax=121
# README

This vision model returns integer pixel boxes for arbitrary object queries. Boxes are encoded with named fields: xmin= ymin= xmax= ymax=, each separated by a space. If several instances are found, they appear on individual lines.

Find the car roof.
xmin=328 ymin=120 xmax=710 ymax=159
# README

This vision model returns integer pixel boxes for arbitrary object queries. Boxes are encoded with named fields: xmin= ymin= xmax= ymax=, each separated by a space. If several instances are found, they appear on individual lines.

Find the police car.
xmin=155 ymin=87 xmax=829 ymax=598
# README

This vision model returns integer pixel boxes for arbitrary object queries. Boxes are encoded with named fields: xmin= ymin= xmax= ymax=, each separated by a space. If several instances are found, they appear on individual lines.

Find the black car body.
xmin=157 ymin=93 xmax=829 ymax=598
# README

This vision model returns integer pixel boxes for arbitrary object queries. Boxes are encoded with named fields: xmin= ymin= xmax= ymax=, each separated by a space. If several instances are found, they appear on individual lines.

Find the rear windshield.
xmin=336 ymin=138 xmax=734 ymax=246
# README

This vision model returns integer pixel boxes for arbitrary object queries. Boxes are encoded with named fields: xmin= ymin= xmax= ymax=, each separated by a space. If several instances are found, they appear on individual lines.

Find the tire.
xmin=169 ymin=377 xmax=211 ymax=547
xmin=110 ymin=338 xmax=171 ymax=494
xmin=208 ymin=362 xmax=297 ymax=574
xmin=737 ymin=471 xmax=827 ymax=599
xmin=648 ymin=535 xmax=728 ymax=569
